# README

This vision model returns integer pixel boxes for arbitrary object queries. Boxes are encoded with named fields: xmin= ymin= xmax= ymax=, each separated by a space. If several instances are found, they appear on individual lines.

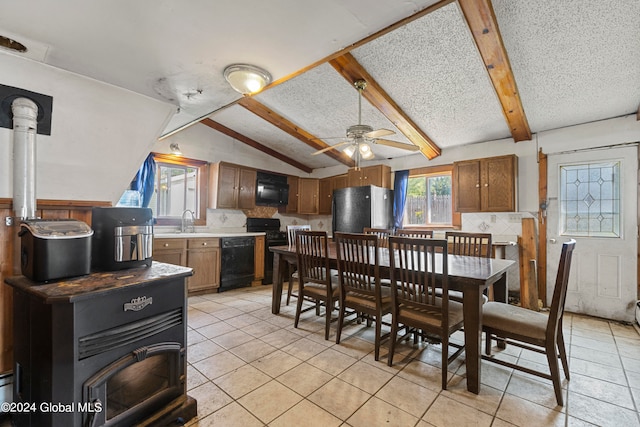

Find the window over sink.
xmin=404 ymin=164 xmax=460 ymax=228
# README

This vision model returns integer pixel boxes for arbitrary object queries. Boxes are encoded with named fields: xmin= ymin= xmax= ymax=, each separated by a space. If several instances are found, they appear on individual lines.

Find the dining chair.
xmin=445 ymin=231 xmax=493 ymax=258
xmin=294 ymin=230 xmax=340 ymax=340
xmin=387 ymin=236 xmax=465 ymax=389
xmin=395 ymin=228 xmax=434 ymax=238
xmin=482 ymin=239 xmax=576 ymax=406
xmin=363 ymin=227 xmax=392 ymax=248
xmin=285 ymin=224 xmax=312 ymax=305
xmin=334 ymin=232 xmax=392 ymax=361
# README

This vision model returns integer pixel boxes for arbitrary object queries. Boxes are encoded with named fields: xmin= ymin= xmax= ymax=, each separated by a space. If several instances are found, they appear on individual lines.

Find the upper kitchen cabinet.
xmin=298 ymin=178 xmax=319 ymax=214
xmin=319 ymin=174 xmax=347 ymax=215
xmin=209 ymin=162 xmax=256 ymax=210
xmin=347 ymin=165 xmax=391 ymax=188
xmin=453 ymin=155 xmax=517 ymax=212
xmin=284 ymin=175 xmax=299 ymax=214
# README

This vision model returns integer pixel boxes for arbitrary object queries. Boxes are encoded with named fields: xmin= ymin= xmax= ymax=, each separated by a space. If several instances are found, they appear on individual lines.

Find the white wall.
xmin=0 ymin=52 xmax=175 ymax=205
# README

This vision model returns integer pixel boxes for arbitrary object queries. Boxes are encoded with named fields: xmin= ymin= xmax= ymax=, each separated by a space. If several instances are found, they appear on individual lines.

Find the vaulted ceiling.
xmin=2 ymin=0 xmax=639 ymax=172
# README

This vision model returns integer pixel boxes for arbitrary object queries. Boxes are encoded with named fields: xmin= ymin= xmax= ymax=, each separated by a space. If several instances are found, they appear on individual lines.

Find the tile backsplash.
xmin=461 ymin=212 xmax=536 ymax=242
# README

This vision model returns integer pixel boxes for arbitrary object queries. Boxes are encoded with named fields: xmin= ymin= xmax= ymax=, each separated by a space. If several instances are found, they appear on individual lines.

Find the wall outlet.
xmin=508 ymin=214 xmax=522 ymax=223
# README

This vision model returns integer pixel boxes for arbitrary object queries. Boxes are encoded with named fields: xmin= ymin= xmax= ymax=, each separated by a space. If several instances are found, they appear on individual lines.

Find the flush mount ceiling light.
xmin=223 ymin=64 xmax=272 ymax=95
xmin=169 ymin=142 xmax=182 ymax=155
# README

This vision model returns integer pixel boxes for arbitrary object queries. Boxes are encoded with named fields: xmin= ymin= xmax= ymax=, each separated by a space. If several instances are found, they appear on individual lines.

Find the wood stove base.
xmin=138 ymin=394 xmax=197 ymax=427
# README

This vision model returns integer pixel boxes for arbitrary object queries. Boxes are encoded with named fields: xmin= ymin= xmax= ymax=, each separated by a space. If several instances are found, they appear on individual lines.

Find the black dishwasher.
xmin=219 ymin=236 xmax=255 ymax=291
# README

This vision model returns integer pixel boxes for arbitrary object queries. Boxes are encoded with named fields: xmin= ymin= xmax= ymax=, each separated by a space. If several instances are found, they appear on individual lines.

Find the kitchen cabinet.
xmin=298 ymin=178 xmax=319 ymax=214
xmin=154 ymin=238 xmax=187 ymax=266
xmin=254 ymin=235 xmax=265 ymax=283
xmin=347 ymin=164 xmax=391 ymax=188
xmin=285 ymin=175 xmax=299 ymax=213
xmin=453 ymin=154 xmax=517 ymax=212
xmin=186 ymin=237 xmax=220 ymax=293
xmin=209 ymin=162 xmax=256 ymax=210
xmin=319 ymin=174 xmax=348 ymax=215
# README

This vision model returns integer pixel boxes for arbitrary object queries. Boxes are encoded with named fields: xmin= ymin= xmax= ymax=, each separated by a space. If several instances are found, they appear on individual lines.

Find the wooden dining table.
xmin=269 ymin=243 xmax=515 ymax=395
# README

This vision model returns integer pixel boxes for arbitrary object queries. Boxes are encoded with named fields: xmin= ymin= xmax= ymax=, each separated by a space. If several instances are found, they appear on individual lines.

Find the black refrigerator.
xmin=332 ymin=185 xmax=394 ymax=234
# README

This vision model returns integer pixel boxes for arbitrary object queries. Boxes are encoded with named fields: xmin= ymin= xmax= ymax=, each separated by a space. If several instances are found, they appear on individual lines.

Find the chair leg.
xmin=374 ymin=314 xmax=381 ymax=361
xmin=441 ymin=334 xmax=449 ymax=390
xmin=336 ymin=299 xmax=345 ymax=344
xmin=388 ymin=317 xmax=398 ymax=366
xmin=324 ymin=298 xmax=331 ymax=341
xmin=557 ymin=329 xmax=570 ymax=380
xmin=484 ymin=331 xmax=492 ymax=355
xmin=294 ymin=288 xmax=304 ymax=329
xmin=546 ymin=341 xmax=564 ymax=406
xmin=286 ymin=270 xmax=295 ymax=305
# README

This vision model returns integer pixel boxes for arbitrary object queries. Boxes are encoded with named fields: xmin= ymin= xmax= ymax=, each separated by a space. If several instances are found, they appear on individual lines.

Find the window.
xmin=151 ymin=153 xmax=208 ymax=226
xmin=559 ymin=161 xmax=620 ymax=237
xmin=403 ymin=165 xmax=460 ymax=228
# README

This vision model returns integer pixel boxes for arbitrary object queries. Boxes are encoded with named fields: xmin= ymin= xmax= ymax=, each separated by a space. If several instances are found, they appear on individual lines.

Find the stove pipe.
xmin=12 ymin=97 xmax=38 ymax=220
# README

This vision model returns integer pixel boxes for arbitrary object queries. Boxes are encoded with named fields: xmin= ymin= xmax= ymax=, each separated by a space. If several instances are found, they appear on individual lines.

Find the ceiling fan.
xmin=312 ymin=79 xmax=420 ymax=166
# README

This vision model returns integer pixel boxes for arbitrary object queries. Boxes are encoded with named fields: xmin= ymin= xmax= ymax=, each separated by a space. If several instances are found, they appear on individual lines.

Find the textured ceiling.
xmin=1 ymin=0 xmax=639 ymax=171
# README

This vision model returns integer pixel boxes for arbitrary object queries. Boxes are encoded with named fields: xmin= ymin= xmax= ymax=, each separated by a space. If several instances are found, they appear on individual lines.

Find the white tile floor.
xmin=185 ymin=285 xmax=640 ymax=427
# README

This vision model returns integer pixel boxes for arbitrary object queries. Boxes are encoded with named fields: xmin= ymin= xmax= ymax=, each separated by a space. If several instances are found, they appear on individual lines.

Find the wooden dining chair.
xmin=387 ymin=236 xmax=465 ymax=389
xmin=363 ymin=227 xmax=392 ymax=248
xmin=395 ymin=228 xmax=434 ymax=238
xmin=285 ymin=224 xmax=311 ymax=305
xmin=445 ymin=231 xmax=492 ymax=258
xmin=334 ymin=232 xmax=392 ymax=361
xmin=294 ymin=230 xmax=340 ymax=340
xmin=482 ymin=239 xmax=576 ymax=406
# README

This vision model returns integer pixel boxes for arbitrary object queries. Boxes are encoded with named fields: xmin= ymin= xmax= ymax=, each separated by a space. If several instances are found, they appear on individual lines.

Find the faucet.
xmin=181 ymin=209 xmax=195 ymax=233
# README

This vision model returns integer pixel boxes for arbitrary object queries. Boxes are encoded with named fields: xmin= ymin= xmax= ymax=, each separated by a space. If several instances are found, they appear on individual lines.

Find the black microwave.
xmin=256 ymin=172 xmax=289 ymax=206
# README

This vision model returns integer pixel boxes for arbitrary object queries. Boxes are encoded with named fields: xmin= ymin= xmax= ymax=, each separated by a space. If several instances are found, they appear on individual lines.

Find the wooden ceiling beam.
xmin=458 ymin=0 xmax=532 ymax=142
xmin=237 ymin=97 xmax=355 ymax=168
xmin=329 ymin=53 xmax=441 ymax=159
xmin=200 ymin=118 xmax=314 ymax=173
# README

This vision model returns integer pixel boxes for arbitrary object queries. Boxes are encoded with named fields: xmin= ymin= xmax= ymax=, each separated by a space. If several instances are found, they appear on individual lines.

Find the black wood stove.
xmin=5 ymin=262 xmax=197 ymax=427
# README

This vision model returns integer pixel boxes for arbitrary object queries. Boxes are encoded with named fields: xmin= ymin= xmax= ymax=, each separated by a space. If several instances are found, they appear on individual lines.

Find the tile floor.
xmin=185 ymin=285 xmax=640 ymax=427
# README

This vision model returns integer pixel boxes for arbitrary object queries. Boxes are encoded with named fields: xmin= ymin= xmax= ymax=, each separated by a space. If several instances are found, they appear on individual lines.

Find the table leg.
xmin=463 ymin=282 xmax=484 ymax=394
xmin=271 ymin=253 xmax=285 ymax=314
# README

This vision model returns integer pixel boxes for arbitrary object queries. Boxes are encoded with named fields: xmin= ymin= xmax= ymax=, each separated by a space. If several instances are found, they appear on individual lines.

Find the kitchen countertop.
xmin=154 ymin=231 xmax=265 ymax=239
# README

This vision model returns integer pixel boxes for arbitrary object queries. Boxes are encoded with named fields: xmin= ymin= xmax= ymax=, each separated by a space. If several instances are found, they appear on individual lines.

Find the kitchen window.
xmin=404 ymin=165 xmax=460 ymax=228
xmin=151 ymin=153 xmax=208 ymax=226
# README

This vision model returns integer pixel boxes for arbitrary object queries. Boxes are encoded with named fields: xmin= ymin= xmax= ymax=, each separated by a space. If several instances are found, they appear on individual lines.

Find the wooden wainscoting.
xmin=0 ymin=199 xmax=111 ymax=374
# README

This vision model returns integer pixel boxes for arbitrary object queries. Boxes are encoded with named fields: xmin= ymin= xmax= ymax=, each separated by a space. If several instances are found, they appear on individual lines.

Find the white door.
xmin=546 ymin=145 xmax=637 ymax=322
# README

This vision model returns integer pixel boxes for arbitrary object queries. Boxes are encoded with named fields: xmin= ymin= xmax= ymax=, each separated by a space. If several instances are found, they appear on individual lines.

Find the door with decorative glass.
xmin=546 ymin=145 xmax=637 ymax=322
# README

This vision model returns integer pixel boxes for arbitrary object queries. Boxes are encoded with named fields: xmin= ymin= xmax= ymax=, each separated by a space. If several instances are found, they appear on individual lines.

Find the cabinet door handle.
xmin=164 ymin=243 xmax=169 ymax=247
xmin=203 ymin=242 xmax=207 ymax=246
xmin=484 ymin=183 xmax=489 ymax=187
xmin=475 ymin=183 xmax=480 ymax=188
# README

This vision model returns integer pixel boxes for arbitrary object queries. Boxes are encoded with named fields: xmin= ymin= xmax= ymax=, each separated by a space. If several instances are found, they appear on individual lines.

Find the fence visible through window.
xmin=404 ymin=194 xmax=451 ymax=225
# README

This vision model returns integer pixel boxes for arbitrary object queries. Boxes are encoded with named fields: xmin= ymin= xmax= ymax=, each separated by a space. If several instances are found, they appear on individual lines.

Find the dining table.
xmin=269 ymin=242 xmax=515 ymax=395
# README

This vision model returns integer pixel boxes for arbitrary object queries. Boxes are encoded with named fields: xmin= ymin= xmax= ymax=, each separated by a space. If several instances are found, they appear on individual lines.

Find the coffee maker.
xmin=91 ymin=207 xmax=153 ymax=271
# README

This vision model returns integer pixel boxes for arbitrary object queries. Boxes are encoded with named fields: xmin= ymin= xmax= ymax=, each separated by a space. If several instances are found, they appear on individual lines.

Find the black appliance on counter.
xmin=332 ymin=185 xmax=394 ymax=234
xmin=91 ymin=207 xmax=153 ymax=271
xmin=255 ymin=171 xmax=289 ymax=206
xmin=246 ymin=217 xmax=287 ymax=285
xmin=19 ymin=219 xmax=93 ymax=282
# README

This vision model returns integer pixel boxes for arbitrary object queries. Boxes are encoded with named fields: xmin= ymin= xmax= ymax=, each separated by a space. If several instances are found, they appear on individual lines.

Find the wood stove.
xmin=5 ymin=262 xmax=197 ymax=427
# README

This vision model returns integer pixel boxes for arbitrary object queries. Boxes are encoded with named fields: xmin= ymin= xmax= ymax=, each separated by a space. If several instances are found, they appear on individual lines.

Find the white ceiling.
xmin=1 ymin=0 xmax=639 ymax=171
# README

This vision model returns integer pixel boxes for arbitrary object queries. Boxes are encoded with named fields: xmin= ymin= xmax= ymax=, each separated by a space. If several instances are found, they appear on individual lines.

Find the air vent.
xmin=78 ymin=309 xmax=183 ymax=360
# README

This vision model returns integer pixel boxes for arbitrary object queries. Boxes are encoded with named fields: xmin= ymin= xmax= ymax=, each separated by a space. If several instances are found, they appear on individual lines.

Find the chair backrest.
xmin=388 ymin=236 xmax=450 ymax=321
xmin=287 ymin=224 xmax=311 ymax=246
xmin=547 ymin=239 xmax=576 ymax=338
xmin=295 ymin=230 xmax=331 ymax=287
xmin=363 ymin=227 xmax=392 ymax=248
xmin=445 ymin=231 xmax=492 ymax=258
xmin=335 ymin=232 xmax=380 ymax=298
xmin=395 ymin=229 xmax=434 ymax=238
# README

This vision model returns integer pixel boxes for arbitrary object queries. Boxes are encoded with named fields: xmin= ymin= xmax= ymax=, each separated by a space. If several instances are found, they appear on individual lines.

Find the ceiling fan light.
xmin=343 ymin=145 xmax=356 ymax=158
xmin=359 ymin=143 xmax=374 ymax=159
xmin=223 ymin=64 xmax=272 ymax=95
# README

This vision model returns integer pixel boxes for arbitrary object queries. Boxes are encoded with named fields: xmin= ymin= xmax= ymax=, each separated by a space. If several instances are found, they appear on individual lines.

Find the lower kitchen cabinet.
xmin=187 ymin=238 xmax=220 ymax=293
xmin=154 ymin=237 xmax=221 ymax=294
xmin=254 ymin=235 xmax=265 ymax=283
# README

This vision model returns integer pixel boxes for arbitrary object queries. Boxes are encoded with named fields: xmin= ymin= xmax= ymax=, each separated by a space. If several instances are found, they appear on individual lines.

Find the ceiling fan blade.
xmin=312 ymin=141 xmax=351 ymax=155
xmin=364 ymin=128 xmax=395 ymax=138
xmin=374 ymin=139 xmax=421 ymax=151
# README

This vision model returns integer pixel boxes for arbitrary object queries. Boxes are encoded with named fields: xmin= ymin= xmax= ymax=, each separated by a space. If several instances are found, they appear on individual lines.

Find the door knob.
xmin=549 ymin=238 xmax=557 ymax=244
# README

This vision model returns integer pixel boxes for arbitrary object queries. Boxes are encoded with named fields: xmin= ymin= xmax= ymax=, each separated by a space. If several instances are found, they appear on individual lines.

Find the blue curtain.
xmin=131 ymin=153 xmax=156 ymax=208
xmin=393 ymin=170 xmax=409 ymax=230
